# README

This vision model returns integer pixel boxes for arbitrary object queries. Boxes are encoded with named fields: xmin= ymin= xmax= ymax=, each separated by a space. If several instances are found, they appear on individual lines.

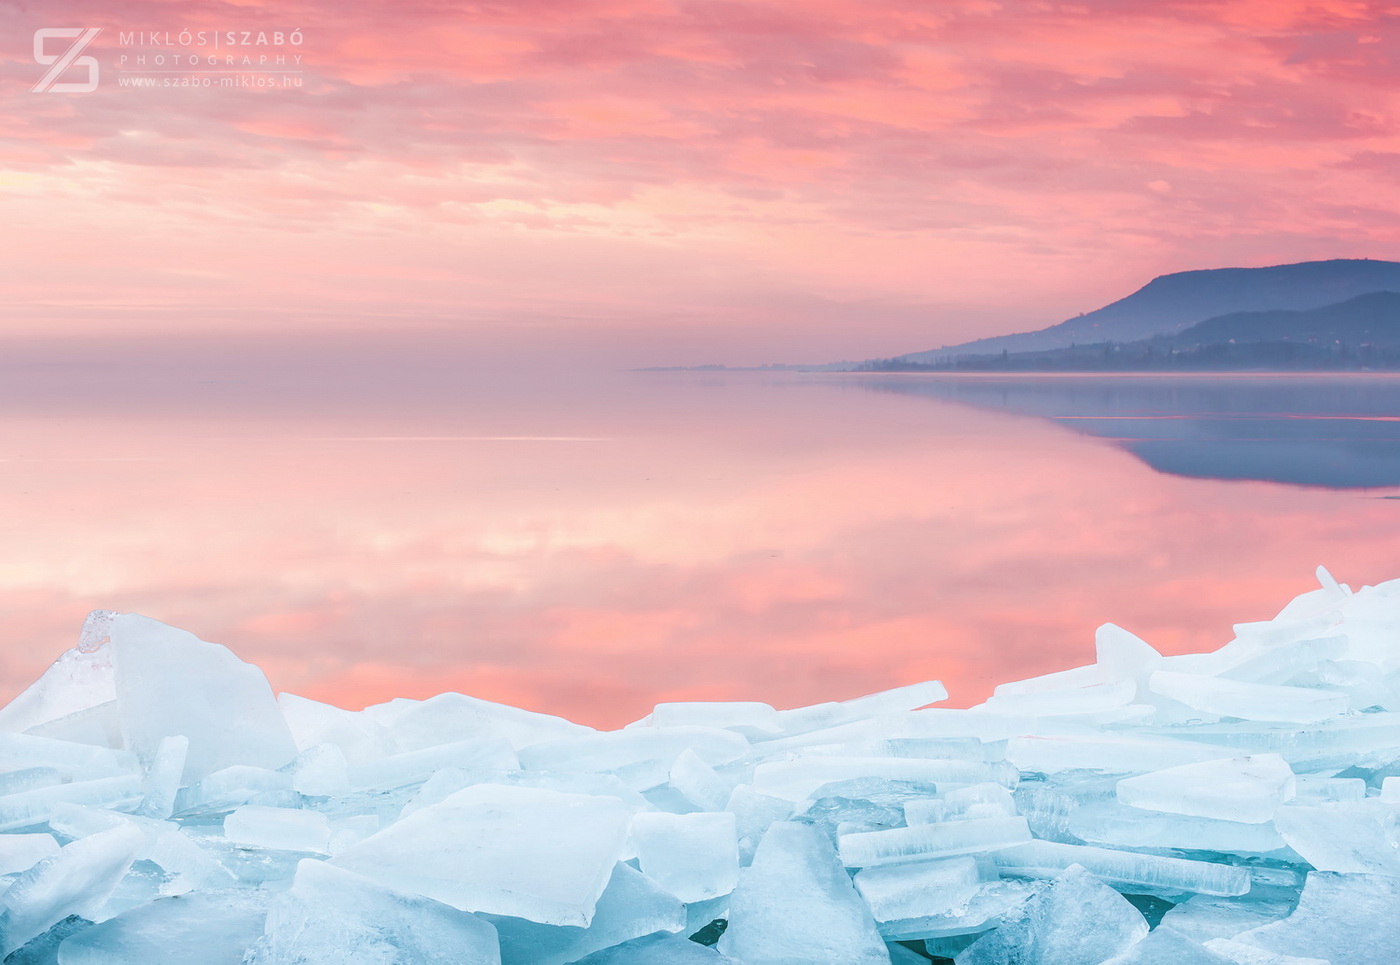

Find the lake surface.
xmin=3 ymin=363 xmax=1399 ymax=728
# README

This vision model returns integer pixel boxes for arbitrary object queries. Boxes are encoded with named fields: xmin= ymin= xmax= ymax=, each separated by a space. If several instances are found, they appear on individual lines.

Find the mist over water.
xmin=3 ymin=358 xmax=1398 ymax=728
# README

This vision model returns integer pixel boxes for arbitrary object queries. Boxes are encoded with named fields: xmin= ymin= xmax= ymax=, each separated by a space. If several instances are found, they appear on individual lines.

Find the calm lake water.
xmin=4 ymin=363 xmax=1399 ymax=728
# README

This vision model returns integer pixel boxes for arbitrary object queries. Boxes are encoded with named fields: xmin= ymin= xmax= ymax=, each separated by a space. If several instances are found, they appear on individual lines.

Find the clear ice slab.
xmin=718 ymin=821 xmax=889 ymax=965
xmin=954 ymin=865 xmax=1148 ymax=965
xmin=330 ymin=784 xmax=632 ymax=926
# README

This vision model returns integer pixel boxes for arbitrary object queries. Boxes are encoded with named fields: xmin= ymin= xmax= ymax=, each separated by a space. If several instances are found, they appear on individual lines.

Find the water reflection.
xmin=3 ymin=361 xmax=1400 ymax=728
xmin=854 ymin=374 xmax=1400 ymax=489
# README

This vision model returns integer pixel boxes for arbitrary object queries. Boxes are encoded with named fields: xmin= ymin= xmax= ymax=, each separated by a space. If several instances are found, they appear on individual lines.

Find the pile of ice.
xmin=1 ymin=569 xmax=1399 ymax=963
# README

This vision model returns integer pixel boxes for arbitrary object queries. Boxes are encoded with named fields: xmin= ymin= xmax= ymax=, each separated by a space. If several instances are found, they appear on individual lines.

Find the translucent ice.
xmin=1116 ymin=754 xmax=1295 ymax=824
xmin=718 ymin=821 xmax=889 ymax=964
xmin=0 ymin=834 xmax=59 ymax=875
xmin=1101 ymin=926 xmax=1235 ymax=964
xmin=853 ymin=856 xmax=980 ymax=922
xmin=0 ymin=646 xmax=115 ymax=737
xmin=667 ymin=749 xmax=732 ymax=812
xmin=0 ymin=775 xmax=143 ymax=833
xmin=246 ymin=859 xmax=500 ymax=965
xmin=629 ymin=811 xmax=738 ymax=902
xmin=1202 ymin=938 xmax=1329 ymax=965
xmin=345 ymin=737 xmax=518 ymax=791
xmin=1272 ymin=802 xmax=1400 ymax=875
xmin=1147 ymin=671 xmax=1348 ymax=723
xmin=1233 ymin=871 xmax=1400 ymax=964
xmin=954 ymin=865 xmax=1148 ymax=965
xmin=331 ymin=784 xmax=632 ymax=926
xmin=838 ymin=816 xmax=1032 ymax=868
xmin=109 ymin=615 xmax=296 ymax=783
xmin=56 ymin=889 xmax=269 ymax=964
xmin=487 ymin=861 xmax=684 ymax=965
xmin=384 ymin=691 xmax=592 ymax=752
xmin=0 ymin=824 xmax=145 ymax=954
xmin=224 ymin=805 xmax=331 ymax=855
xmin=991 ymin=841 xmax=1250 ymax=896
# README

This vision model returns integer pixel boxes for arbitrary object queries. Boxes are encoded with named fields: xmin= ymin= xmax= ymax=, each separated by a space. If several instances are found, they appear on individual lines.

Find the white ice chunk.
xmin=518 ymin=728 xmax=749 ymax=791
xmin=277 ymin=693 xmax=395 ymax=764
xmin=880 ymin=879 xmax=1035 ymax=942
xmin=246 ymin=859 xmax=500 ymax=965
xmin=955 ymin=865 xmax=1148 ymax=965
xmin=854 ymin=856 xmax=979 ymax=922
xmin=0 ymin=824 xmax=145 ymax=953
xmin=1273 ymin=801 xmax=1400 ymax=875
xmin=0 ymin=833 xmax=59 ymax=875
xmin=109 ymin=614 xmax=297 ymax=783
xmin=651 ymin=701 xmax=781 ymax=735
xmin=56 ymin=889 xmax=269 ymax=964
xmin=1233 ymin=871 xmax=1400 ymax=964
xmin=629 ymin=811 xmax=738 ymax=902
xmin=1066 ymin=801 xmax=1287 ymax=854
xmin=753 ymin=757 xmax=1014 ymax=803
xmin=331 ymin=784 xmax=631 ymax=926
xmin=0 ymin=775 xmax=143 ymax=833
xmin=0 ymin=645 xmax=115 ymax=737
xmin=1006 ymin=734 xmax=1232 ymax=774
xmin=346 ymin=737 xmax=518 ymax=791
xmin=726 ymin=784 xmax=793 ymax=865
xmin=1292 ymin=775 xmax=1365 ymax=804
xmin=1203 ymin=938 xmax=1329 ymax=965
xmin=668 ymin=749 xmax=732 ymax=812
xmin=1116 ymin=754 xmax=1294 ymax=824
xmin=1383 ymin=775 xmax=1400 ymax=803
xmin=838 ymin=816 xmax=1032 ymax=868
xmin=384 ymin=691 xmax=592 ymax=752
xmin=0 ymin=732 xmax=136 ymax=780
xmin=841 ymin=680 xmax=948 ymax=716
xmin=487 ymin=861 xmax=684 ymax=965
xmin=225 ymin=805 xmax=331 ymax=854
xmin=136 ymin=735 xmax=188 ymax=820
xmin=979 ymin=678 xmax=1137 ymax=718
xmin=718 ymin=821 xmax=888 ymax=965
xmin=1102 ymin=926 xmax=1235 ymax=964
xmin=288 ymin=742 xmax=350 ymax=797
xmin=171 ymin=765 xmax=293 ymax=817
xmin=991 ymin=840 xmax=1250 ymax=896
xmin=1148 ymin=671 xmax=1348 ymax=723
xmin=1160 ymin=894 xmax=1299 ymax=945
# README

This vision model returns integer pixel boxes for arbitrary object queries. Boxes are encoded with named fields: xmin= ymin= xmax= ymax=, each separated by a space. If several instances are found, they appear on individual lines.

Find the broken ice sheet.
xmin=629 ymin=811 xmax=738 ymax=903
xmin=719 ymin=822 xmax=888 ymax=965
xmin=330 ymin=784 xmax=632 ymax=926
xmin=246 ymin=860 xmax=500 ymax=965
xmin=1116 ymin=754 xmax=1295 ymax=824
xmin=56 ymin=889 xmax=270 ymax=965
xmin=1232 ymin=871 xmax=1400 ymax=964
xmin=954 ymin=865 xmax=1147 ymax=965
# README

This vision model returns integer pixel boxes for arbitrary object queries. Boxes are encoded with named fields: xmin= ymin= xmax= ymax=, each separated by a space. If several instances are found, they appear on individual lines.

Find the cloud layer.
xmin=3 ymin=1 xmax=1400 ymax=361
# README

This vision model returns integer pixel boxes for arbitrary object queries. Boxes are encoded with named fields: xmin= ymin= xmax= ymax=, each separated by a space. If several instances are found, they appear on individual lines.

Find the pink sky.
xmin=4 ymin=0 xmax=1400 ymax=364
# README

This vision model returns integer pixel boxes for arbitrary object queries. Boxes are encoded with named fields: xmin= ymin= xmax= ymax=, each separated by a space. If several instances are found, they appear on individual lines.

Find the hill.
xmin=867 ymin=290 xmax=1400 ymax=372
xmin=896 ymin=258 xmax=1400 ymax=365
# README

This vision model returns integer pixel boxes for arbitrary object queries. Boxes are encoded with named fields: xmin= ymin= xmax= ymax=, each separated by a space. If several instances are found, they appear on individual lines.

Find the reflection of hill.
xmin=855 ymin=375 xmax=1400 ymax=489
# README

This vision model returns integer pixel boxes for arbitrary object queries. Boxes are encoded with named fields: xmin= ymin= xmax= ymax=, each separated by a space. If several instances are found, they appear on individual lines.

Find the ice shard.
xmin=954 ymin=865 xmax=1148 ymax=965
xmin=718 ymin=822 xmax=889 ymax=965
xmin=246 ymin=860 xmax=500 ymax=965
xmin=330 ymin=784 xmax=632 ymax=926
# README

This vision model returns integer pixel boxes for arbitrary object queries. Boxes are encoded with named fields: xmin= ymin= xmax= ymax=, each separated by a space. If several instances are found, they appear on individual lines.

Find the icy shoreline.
xmin=1 ymin=570 xmax=1399 ymax=963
